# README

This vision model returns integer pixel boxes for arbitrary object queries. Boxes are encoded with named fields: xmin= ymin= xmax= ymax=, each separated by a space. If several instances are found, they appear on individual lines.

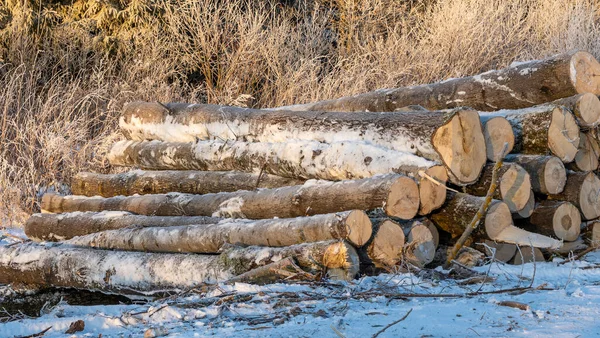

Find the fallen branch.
xmin=372 ymin=308 xmax=413 ymax=338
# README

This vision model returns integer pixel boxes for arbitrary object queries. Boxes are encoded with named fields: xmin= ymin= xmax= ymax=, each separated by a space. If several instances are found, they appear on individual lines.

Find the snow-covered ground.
xmin=1 ymin=228 xmax=600 ymax=338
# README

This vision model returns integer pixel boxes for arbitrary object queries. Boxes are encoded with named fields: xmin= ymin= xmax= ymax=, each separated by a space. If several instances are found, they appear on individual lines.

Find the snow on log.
xmin=503 ymin=154 xmax=566 ymax=195
xmin=479 ymin=105 xmax=580 ymax=163
xmin=567 ymin=132 xmax=600 ymax=172
xmin=366 ymin=219 xmax=405 ymax=268
xmin=25 ymin=212 xmax=221 ymax=242
xmin=71 ymin=170 xmax=305 ymax=197
xmin=42 ymin=174 xmax=420 ymax=220
xmin=483 ymin=116 xmax=515 ymax=161
xmin=548 ymin=171 xmax=600 ymax=220
xmin=429 ymin=192 xmax=561 ymax=249
xmin=271 ymin=51 xmax=600 ymax=112
xmin=528 ymin=201 xmax=581 ymax=241
xmin=463 ymin=163 xmax=532 ymax=213
xmin=481 ymin=240 xmax=517 ymax=263
xmin=119 ymin=103 xmax=487 ymax=185
xmin=0 ymin=240 xmax=359 ymax=293
xmin=64 ymin=211 xmax=372 ymax=251
xmin=553 ymin=93 xmax=600 ymax=129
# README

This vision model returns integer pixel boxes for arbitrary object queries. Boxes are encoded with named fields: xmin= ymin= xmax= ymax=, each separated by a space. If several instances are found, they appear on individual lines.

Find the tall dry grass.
xmin=1 ymin=0 xmax=600 ymax=225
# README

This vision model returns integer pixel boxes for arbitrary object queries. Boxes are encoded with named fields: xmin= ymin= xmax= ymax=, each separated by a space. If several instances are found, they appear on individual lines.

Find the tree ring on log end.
xmin=580 ymin=172 xmax=600 ymax=220
xmin=554 ymin=202 xmax=580 ymax=241
xmin=548 ymin=106 xmax=580 ymax=162
xmin=514 ymin=191 xmax=535 ymax=219
xmin=571 ymin=51 xmax=600 ymax=95
xmin=368 ymin=220 xmax=405 ymax=267
xmin=418 ymin=165 xmax=448 ymax=215
xmin=484 ymin=117 xmax=515 ymax=161
xmin=484 ymin=201 xmax=513 ymax=240
xmin=500 ymin=165 xmax=532 ymax=212
xmin=544 ymin=157 xmax=567 ymax=195
xmin=384 ymin=176 xmax=420 ymax=219
xmin=577 ymin=93 xmax=600 ymax=127
xmin=344 ymin=210 xmax=373 ymax=247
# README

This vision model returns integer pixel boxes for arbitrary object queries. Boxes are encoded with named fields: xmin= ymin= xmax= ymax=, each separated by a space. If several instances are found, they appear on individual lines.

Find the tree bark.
xmin=553 ymin=93 xmax=600 ymax=129
xmin=71 ymin=170 xmax=305 ymax=197
xmin=271 ymin=51 xmax=600 ymax=112
xmin=64 ymin=211 xmax=373 ymax=251
xmin=463 ymin=163 xmax=532 ymax=213
xmin=42 ymin=174 xmax=420 ymax=220
xmin=366 ymin=219 xmax=405 ymax=268
xmin=503 ymin=154 xmax=566 ymax=195
xmin=429 ymin=192 xmax=561 ymax=249
xmin=512 ymin=246 xmax=545 ymax=265
xmin=548 ymin=171 xmax=600 ymax=220
xmin=483 ymin=116 xmax=515 ymax=162
xmin=481 ymin=240 xmax=517 ymax=263
xmin=567 ymin=132 xmax=600 ymax=172
xmin=479 ymin=105 xmax=580 ymax=163
xmin=25 ymin=212 xmax=221 ymax=241
xmin=528 ymin=200 xmax=581 ymax=241
xmin=119 ymin=103 xmax=487 ymax=185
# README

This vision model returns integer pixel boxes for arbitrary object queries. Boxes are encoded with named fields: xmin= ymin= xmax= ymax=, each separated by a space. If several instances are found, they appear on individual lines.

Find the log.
xmin=463 ymin=163 xmax=532 ymax=212
xmin=417 ymin=165 xmax=448 ymax=215
xmin=429 ymin=192 xmax=561 ymax=249
xmin=479 ymin=105 xmax=580 ymax=162
xmin=366 ymin=219 xmax=405 ymax=268
xmin=24 ymin=212 xmax=222 ymax=241
xmin=529 ymin=201 xmax=581 ymax=241
xmin=503 ymin=155 xmax=566 ymax=195
xmin=553 ymin=93 xmax=600 ymax=129
xmin=0 ymin=241 xmax=360 ymax=293
xmin=547 ymin=238 xmax=588 ymax=255
xmin=71 ymin=170 xmax=305 ymax=197
xmin=271 ymin=51 xmax=600 ymax=112
xmin=481 ymin=240 xmax=517 ymax=263
xmin=64 ymin=211 xmax=373 ymax=251
xmin=423 ymin=217 xmax=440 ymax=248
xmin=399 ymin=220 xmax=436 ymax=268
xmin=483 ymin=117 xmax=515 ymax=162
xmin=582 ymin=221 xmax=600 ymax=247
xmin=512 ymin=246 xmax=545 ymax=265
xmin=513 ymin=191 xmax=535 ymax=219
xmin=119 ymin=103 xmax=487 ymax=185
xmin=548 ymin=171 xmax=600 ymax=220
xmin=567 ymin=132 xmax=600 ymax=172
xmin=42 ymin=174 xmax=420 ymax=220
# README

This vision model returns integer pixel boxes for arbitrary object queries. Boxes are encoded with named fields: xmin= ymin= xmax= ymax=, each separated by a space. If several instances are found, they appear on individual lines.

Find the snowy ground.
xmin=1 ymin=228 xmax=600 ymax=338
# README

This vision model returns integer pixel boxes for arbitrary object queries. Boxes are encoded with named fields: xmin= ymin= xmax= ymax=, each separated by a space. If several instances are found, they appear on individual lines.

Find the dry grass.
xmin=1 ymin=0 xmax=600 ymax=225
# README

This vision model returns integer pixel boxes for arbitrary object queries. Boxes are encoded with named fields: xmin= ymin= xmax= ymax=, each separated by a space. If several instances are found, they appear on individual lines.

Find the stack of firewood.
xmin=2 ymin=50 xmax=600 ymax=295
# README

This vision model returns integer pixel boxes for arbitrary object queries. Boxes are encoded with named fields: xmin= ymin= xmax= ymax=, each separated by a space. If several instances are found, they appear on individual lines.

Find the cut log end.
xmin=418 ymin=165 xmax=448 ymax=215
xmin=513 ymin=191 xmax=535 ymax=219
xmin=571 ymin=132 xmax=600 ymax=172
xmin=404 ymin=223 xmax=436 ymax=268
xmin=432 ymin=109 xmax=487 ymax=185
xmin=499 ymin=164 xmax=532 ymax=212
xmin=575 ymin=93 xmax=600 ymax=127
xmin=484 ymin=202 xmax=514 ymax=240
xmin=548 ymin=106 xmax=580 ymax=162
xmin=553 ymin=202 xmax=582 ymax=241
xmin=580 ymin=172 xmax=600 ymax=220
xmin=323 ymin=242 xmax=360 ymax=280
xmin=367 ymin=220 xmax=405 ymax=268
xmin=482 ymin=240 xmax=517 ymax=263
xmin=572 ymin=51 xmax=600 ymax=95
xmin=384 ymin=176 xmax=420 ymax=220
xmin=512 ymin=247 xmax=545 ymax=265
xmin=484 ymin=117 xmax=515 ymax=161
xmin=344 ymin=210 xmax=373 ymax=247
xmin=544 ymin=157 xmax=567 ymax=195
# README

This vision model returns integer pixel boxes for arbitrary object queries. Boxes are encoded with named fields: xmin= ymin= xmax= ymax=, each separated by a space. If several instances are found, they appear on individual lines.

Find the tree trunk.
xmin=399 ymin=219 xmax=436 ymax=268
xmin=479 ymin=105 xmax=580 ymax=163
xmin=0 ymin=241 xmax=359 ymax=293
xmin=512 ymin=246 xmax=545 ymax=265
xmin=64 ymin=210 xmax=372 ymax=251
xmin=270 ymin=51 xmax=600 ymax=112
xmin=528 ymin=200 xmax=581 ymax=241
xmin=463 ymin=163 xmax=532 ymax=213
xmin=503 ymin=154 xmax=566 ymax=195
xmin=71 ymin=170 xmax=305 ymax=197
xmin=481 ymin=240 xmax=517 ymax=263
xmin=548 ymin=171 xmax=600 ymax=220
xmin=42 ymin=174 xmax=420 ymax=220
xmin=429 ymin=192 xmax=561 ymax=249
xmin=25 ymin=212 xmax=221 ymax=241
xmin=567 ymin=132 xmax=600 ymax=172
xmin=513 ymin=191 xmax=535 ymax=219
xmin=553 ymin=93 xmax=600 ymax=129
xmin=119 ymin=103 xmax=487 ymax=185
xmin=582 ymin=221 xmax=600 ymax=247
xmin=366 ymin=219 xmax=405 ymax=268
xmin=483 ymin=117 xmax=515 ymax=162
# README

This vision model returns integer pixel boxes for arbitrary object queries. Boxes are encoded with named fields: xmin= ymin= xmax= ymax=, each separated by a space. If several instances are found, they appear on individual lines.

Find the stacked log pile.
xmin=4 ymin=50 xmax=600 ymax=295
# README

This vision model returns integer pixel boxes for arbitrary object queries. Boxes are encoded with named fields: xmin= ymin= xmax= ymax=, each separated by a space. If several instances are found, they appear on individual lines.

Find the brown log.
xmin=417 ymin=165 xmax=448 ymax=215
xmin=548 ymin=171 xmax=600 ymax=220
xmin=71 ymin=170 xmax=305 ymax=197
xmin=463 ymin=163 xmax=532 ymax=212
xmin=512 ymin=246 xmax=545 ymax=265
xmin=119 ymin=103 xmax=487 ymax=185
xmin=271 ymin=51 xmax=600 ymax=112
xmin=513 ymin=191 xmax=535 ymax=219
xmin=430 ymin=192 xmax=561 ymax=249
xmin=503 ymin=155 xmax=566 ymax=195
xmin=399 ymin=220 xmax=436 ymax=268
xmin=529 ymin=200 xmax=581 ymax=241
xmin=582 ymin=221 xmax=600 ymax=247
xmin=0 ymin=240 xmax=359 ymax=293
xmin=483 ymin=117 xmax=515 ymax=162
xmin=25 ymin=212 xmax=221 ymax=241
xmin=366 ymin=219 xmax=405 ymax=268
xmin=42 ymin=174 xmax=420 ymax=220
xmin=480 ymin=105 xmax=580 ymax=162
xmin=553 ymin=93 xmax=600 ymax=129
xmin=567 ymin=132 xmax=600 ymax=172
xmin=225 ymin=257 xmax=311 ymax=285
xmin=64 ymin=211 xmax=373 ymax=251
xmin=481 ymin=240 xmax=517 ymax=263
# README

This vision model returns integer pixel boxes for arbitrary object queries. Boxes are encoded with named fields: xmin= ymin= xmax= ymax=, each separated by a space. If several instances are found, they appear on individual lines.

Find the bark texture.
xmin=529 ymin=200 xmax=581 ymax=241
